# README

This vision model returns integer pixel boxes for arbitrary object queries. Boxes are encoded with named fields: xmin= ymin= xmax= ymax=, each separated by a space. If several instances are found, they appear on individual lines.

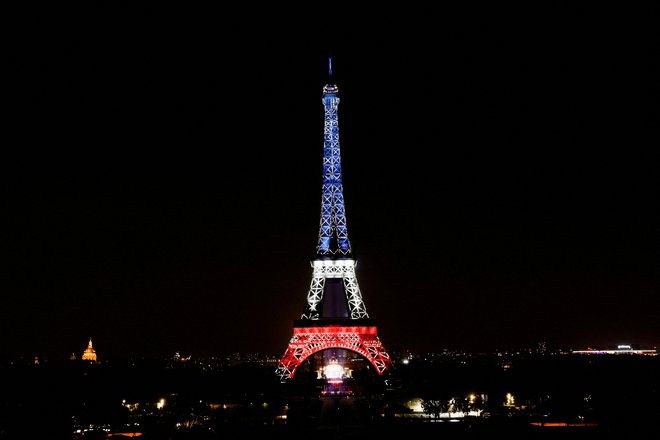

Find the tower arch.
xmin=277 ymin=326 xmax=390 ymax=379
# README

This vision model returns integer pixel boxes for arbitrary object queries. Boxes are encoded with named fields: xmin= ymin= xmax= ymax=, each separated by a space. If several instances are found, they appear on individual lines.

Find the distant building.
xmin=173 ymin=351 xmax=191 ymax=362
xmin=82 ymin=338 xmax=98 ymax=362
xmin=572 ymin=344 xmax=656 ymax=356
xmin=69 ymin=352 xmax=77 ymax=361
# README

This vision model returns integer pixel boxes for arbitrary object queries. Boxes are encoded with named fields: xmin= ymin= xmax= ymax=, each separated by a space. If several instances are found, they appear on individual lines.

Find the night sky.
xmin=3 ymin=5 xmax=658 ymax=360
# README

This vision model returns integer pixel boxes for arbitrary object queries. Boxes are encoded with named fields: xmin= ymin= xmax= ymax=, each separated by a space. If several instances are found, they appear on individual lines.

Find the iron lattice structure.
xmin=301 ymin=259 xmax=368 ymax=320
xmin=277 ymin=326 xmax=391 ymax=380
xmin=276 ymin=60 xmax=391 ymax=382
xmin=317 ymin=83 xmax=350 ymax=256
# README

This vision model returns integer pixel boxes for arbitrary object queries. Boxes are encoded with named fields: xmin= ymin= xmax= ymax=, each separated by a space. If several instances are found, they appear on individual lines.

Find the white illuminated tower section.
xmin=276 ymin=59 xmax=391 ymax=382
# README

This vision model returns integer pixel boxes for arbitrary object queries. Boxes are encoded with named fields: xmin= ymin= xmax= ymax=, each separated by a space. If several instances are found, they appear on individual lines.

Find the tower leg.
xmin=344 ymin=274 xmax=369 ymax=319
xmin=301 ymin=275 xmax=325 ymax=320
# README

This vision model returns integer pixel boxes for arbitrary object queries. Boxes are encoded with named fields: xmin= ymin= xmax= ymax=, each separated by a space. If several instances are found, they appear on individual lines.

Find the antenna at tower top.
xmin=328 ymin=56 xmax=333 ymax=77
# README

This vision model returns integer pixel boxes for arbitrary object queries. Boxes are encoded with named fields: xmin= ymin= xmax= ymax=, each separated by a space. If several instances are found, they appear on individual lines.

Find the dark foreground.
xmin=0 ymin=353 xmax=658 ymax=439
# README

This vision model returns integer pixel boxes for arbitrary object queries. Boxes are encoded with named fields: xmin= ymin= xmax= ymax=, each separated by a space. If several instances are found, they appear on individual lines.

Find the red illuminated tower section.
xmin=276 ymin=60 xmax=391 ymax=381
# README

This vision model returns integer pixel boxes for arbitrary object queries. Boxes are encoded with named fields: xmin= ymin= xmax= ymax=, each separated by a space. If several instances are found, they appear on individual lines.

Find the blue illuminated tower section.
xmin=317 ymin=80 xmax=350 ymax=256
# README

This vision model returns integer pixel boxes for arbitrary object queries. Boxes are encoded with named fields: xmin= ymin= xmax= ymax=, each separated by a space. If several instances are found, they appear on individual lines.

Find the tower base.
xmin=276 ymin=320 xmax=391 ymax=382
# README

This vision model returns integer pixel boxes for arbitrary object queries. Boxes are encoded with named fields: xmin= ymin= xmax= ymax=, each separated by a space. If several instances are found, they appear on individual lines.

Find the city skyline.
xmin=3 ymin=5 xmax=658 ymax=360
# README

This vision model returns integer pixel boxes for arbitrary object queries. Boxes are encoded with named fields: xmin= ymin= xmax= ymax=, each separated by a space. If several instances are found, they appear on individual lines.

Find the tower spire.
xmin=328 ymin=55 xmax=333 ymax=77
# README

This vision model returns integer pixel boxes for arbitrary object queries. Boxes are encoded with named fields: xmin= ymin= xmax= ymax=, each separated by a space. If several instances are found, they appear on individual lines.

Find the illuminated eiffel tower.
xmin=276 ymin=59 xmax=391 ymax=381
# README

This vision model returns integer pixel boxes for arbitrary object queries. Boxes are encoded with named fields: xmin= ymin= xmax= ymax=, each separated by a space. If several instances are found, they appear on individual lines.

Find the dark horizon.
xmin=3 ymin=5 xmax=658 ymax=360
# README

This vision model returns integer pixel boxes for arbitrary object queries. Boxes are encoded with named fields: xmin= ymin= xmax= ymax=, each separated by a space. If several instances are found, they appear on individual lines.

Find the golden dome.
xmin=82 ymin=338 xmax=97 ymax=362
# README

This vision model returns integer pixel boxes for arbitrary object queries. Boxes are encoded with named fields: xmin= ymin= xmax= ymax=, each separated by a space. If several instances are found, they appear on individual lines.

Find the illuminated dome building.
xmin=82 ymin=338 xmax=97 ymax=362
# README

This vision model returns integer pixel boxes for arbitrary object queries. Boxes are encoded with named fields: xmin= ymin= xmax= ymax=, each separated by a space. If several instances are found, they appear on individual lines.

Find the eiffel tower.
xmin=276 ymin=58 xmax=391 ymax=381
